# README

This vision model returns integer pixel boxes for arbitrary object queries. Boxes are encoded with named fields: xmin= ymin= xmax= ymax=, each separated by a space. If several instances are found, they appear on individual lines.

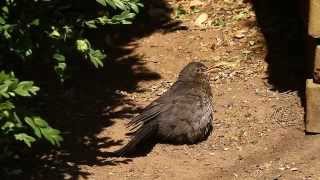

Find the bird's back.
xmin=155 ymin=80 xmax=214 ymax=144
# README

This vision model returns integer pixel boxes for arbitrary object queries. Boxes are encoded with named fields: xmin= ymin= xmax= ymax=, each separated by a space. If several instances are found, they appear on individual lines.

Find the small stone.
xmin=66 ymin=161 xmax=75 ymax=166
xmin=264 ymin=162 xmax=272 ymax=169
xmin=195 ymin=13 xmax=208 ymax=26
xmin=290 ymin=167 xmax=298 ymax=171
xmin=190 ymin=0 xmax=204 ymax=7
xmin=224 ymin=0 xmax=233 ymax=4
xmin=249 ymin=41 xmax=255 ymax=46
xmin=64 ymin=173 xmax=72 ymax=180
xmin=234 ymin=29 xmax=248 ymax=39
xmin=273 ymin=174 xmax=282 ymax=180
xmin=242 ymin=50 xmax=251 ymax=54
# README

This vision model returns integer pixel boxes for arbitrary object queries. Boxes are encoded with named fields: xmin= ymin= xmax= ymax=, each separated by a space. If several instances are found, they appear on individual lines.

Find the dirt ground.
xmin=74 ymin=0 xmax=320 ymax=179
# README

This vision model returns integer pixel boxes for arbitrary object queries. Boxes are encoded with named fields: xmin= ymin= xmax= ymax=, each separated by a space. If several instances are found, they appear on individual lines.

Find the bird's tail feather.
xmin=113 ymin=122 xmax=157 ymax=157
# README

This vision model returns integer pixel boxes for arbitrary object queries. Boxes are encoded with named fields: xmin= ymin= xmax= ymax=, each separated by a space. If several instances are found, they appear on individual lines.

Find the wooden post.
xmin=309 ymin=0 xmax=320 ymax=38
xmin=314 ymin=46 xmax=320 ymax=83
xmin=306 ymin=46 xmax=320 ymax=133
xmin=306 ymin=79 xmax=320 ymax=133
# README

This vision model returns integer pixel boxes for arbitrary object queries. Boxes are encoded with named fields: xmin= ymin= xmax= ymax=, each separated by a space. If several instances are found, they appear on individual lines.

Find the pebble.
xmin=190 ymin=0 xmax=205 ymax=7
xmin=290 ymin=167 xmax=298 ymax=171
xmin=195 ymin=13 xmax=209 ymax=27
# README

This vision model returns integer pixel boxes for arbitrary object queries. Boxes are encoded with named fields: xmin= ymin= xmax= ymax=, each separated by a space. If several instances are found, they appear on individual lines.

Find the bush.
xmin=0 ymin=71 xmax=62 ymax=149
xmin=0 ymin=0 xmax=143 ymax=161
xmin=0 ymin=0 xmax=143 ymax=80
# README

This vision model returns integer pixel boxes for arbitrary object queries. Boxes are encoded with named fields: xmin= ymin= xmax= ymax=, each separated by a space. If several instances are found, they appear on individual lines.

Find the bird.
xmin=114 ymin=62 xmax=214 ymax=156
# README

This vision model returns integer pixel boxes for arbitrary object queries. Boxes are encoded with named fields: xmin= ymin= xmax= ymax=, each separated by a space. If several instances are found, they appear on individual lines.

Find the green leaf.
xmin=33 ymin=117 xmax=49 ymax=128
xmin=55 ymin=62 xmax=66 ymax=72
xmin=3 ymin=30 xmax=11 ymax=39
xmin=85 ymin=20 xmax=98 ymax=29
xmin=25 ymin=49 xmax=32 ymax=56
xmin=121 ymin=19 xmax=132 ymax=24
xmin=14 ymin=81 xmax=39 ymax=97
xmin=97 ymin=16 xmax=111 ymax=25
xmin=53 ymin=53 xmax=67 ymax=80
xmin=113 ymin=0 xmax=126 ymax=10
xmin=24 ymin=117 xmax=41 ymax=138
xmin=96 ymin=0 xmax=107 ymax=6
xmin=53 ymin=53 xmax=66 ymax=62
xmin=41 ymin=128 xmax=63 ymax=146
xmin=58 ymin=62 xmax=66 ymax=70
xmin=76 ymin=39 xmax=90 ymax=53
xmin=105 ymin=0 xmax=117 ymax=9
xmin=2 ymin=6 xmax=9 ymax=14
xmin=49 ymin=29 xmax=61 ymax=39
xmin=14 ymin=133 xmax=36 ymax=147
xmin=112 ymin=11 xmax=136 ymax=22
xmin=129 ymin=2 xmax=139 ymax=13
xmin=0 ymin=84 xmax=9 ymax=97
xmin=137 ymin=2 xmax=144 ymax=7
xmin=88 ymin=49 xmax=106 ymax=68
xmin=2 ymin=110 xmax=10 ymax=118
xmin=0 ymin=71 xmax=10 ymax=81
xmin=0 ymin=16 xmax=5 ymax=24
xmin=24 ymin=116 xmax=63 ymax=146
xmin=1 ymin=121 xmax=15 ymax=132
xmin=30 ymin=18 xmax=40 ymax=26
xmin=0 ymin=101 xmax=15 ymax=111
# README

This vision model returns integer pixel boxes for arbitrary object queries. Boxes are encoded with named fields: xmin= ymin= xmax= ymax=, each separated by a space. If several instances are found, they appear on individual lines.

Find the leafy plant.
xmin=0 ymin=71 xmax=62 ymax=148
xmin=0 ymin=0 xmax=143 ymax=81
xmin=0 ymin=0 xmax=143 ymax=170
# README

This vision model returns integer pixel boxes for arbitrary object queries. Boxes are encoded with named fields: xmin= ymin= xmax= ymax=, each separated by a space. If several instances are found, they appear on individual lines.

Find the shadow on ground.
xmin=250 ymin=0 xmax=310 ymax=97
xmin=2 ymin=1 xmax=185 ymax=179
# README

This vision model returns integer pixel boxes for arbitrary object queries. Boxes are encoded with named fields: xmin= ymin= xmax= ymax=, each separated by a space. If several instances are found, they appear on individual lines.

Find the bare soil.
xmin=76 ymin=0 xmax=320 ymax=179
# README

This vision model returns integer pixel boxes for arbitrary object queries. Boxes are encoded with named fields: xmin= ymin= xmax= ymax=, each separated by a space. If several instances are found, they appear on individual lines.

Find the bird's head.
xmin=178 ymin=62 xmax=210 ymax=83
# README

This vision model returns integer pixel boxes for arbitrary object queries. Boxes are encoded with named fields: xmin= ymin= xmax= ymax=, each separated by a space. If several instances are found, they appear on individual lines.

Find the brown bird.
xmin=114 ymin=62 xmax=214 ymax=156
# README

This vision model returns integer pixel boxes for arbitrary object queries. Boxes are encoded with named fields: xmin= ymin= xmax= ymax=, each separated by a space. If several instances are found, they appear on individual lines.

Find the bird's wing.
xmin=125 ymin=82 xmax=181 ymax=131
xmin=126 ymin=101 xmax=165 ymax=131
xmin=126 ymin=81 xmax=199 ymax=132
xmin=159 ymin=91 xmax=213 ymax=142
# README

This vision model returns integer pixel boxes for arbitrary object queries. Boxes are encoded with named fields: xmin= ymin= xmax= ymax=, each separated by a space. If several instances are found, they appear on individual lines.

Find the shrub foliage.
xmin=0 ymin=0 xmax=143 ymax=157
